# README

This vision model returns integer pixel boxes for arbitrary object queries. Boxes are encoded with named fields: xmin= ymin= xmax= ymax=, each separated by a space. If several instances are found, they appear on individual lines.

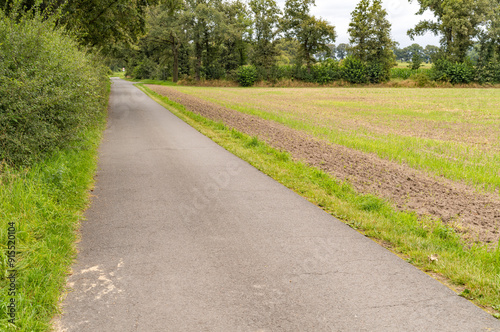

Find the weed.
xmin=245 ymin=136 xmax=260 ymax=148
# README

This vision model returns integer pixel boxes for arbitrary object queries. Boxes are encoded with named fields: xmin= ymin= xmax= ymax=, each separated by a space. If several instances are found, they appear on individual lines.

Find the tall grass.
xmin=0 ymin=116 xmax=107 ymax=331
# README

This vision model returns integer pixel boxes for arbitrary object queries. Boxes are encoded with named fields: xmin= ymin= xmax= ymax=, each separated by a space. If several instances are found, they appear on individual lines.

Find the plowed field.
xmin=146 ymin=85 xmax=500 ymax=246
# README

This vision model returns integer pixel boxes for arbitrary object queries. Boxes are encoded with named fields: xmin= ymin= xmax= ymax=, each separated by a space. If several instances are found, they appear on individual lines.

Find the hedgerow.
xmin=0 ymin=12 xmax=108 ymax=167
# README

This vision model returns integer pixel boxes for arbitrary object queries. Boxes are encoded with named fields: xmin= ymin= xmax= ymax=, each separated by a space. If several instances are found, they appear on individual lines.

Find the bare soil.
xmin=147 ymin=85 xmax=500 ymax=245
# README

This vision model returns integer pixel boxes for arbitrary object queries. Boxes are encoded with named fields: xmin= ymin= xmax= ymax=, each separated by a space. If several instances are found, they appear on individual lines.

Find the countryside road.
xmin=57 ymin=78 xmax=500 ymax=331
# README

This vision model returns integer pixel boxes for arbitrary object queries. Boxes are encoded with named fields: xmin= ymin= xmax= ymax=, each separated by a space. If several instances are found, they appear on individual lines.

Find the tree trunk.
xmin=172 ymin=35 xmax=179 ymax=83
xmin=195 ymin=40 xmax=202 ymax=81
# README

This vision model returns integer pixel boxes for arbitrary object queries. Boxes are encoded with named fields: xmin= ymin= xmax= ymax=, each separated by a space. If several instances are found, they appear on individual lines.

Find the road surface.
xmin=56 ymin=78 xmax=500 ymax=331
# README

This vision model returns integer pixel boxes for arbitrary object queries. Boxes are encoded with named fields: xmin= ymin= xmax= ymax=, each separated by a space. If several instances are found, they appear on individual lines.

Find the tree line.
xmin=114 ymin=0 xmax=499 ymax=85
xmin=3 ymin=0 xmax=499 ymax=85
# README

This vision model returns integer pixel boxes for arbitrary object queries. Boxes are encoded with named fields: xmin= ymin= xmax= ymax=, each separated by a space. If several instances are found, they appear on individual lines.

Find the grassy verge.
xmin=124 ymin=78 xmax=177 ymax=86
xmin=0 ymin=90 xmax=108 ymax=331
xmin=138 ymin=83 xmax=500 ymax=318
xmin=110 ymin=71 xmax=125 ymax=79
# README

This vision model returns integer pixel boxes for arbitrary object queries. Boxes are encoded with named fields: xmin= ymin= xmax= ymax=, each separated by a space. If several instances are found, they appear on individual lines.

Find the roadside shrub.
xmin=312 ymin=59 xmax=340 ymax=84
xmin=411 ymin=72 xmax=432 ymax=87
xmin=430 ymin=58 xmax=475 ymax=84
xmin=0 ymin=12 xmax=108 ymax=166
xmin=340 ymin=56 xmax=368 ymax=84
xmin=476 ymin=55 xmax=500 ymax=84
xmin=203 ymin=63 xmax=226 ymax=80
xmin=237 ymin=65 xmax=257 ymax=87
xmin=131 ymin=58 xmax=156 ymax=79
xmin=366 ymin=62 xmax=387 ymax=83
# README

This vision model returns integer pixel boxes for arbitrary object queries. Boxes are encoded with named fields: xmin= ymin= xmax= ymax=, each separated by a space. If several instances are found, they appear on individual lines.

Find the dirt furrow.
xmin=147 ymin=84 xmax=500 ymax=245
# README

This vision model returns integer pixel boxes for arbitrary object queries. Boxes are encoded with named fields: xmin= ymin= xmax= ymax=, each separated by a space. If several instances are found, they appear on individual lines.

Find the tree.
xmin=477 ymin=0 xmax=500 ymax=61
xmin=348 ymin=0 xmax=395 ymax=81
xmin=393 ymin=46 xmax=407 ymax=62
xmin=0 ymin=0 xmax=159 ymax=52
xmin=281 ymin=0 xmax=336 ymax=70
xmin=220 ymin=0 xmax=252 ymax=71
xmin=409 ymin=52 xmax=423 ymax=69
xmin=146 ymin=2 xmax=186 ymax=82
xmin=249 ymin=0 xmax=281 ymax=70
xmin=424 ymin=44 xmax=440 ymax=63
xmin=336 ymin=43 xmax=348 ymax=59
xmin=184 ymin=0 xmax=228 ymax=80
xmin=275 ymin=38 xmax=300 ymax=64
xmin=408 ymin=0 xmax=489 ymax=62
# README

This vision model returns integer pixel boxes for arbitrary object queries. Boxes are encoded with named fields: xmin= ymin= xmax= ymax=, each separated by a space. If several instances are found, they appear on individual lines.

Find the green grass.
xmin=0 ymin=92 xmax=108 ymax=331
xmin=125 ymin=78 xmax=177 ymax=86
xmin=138 ymin=83 xmax=500 ymax=317
xmin=110 ymin=71 xmax=125 ymax=78
xmin=395 ymin=61 xmax=433 ymax=69
xmin=391 ymin=67 xmax=430 ymax=79
xmin=169 ymin=86 xmax=500 ymax=194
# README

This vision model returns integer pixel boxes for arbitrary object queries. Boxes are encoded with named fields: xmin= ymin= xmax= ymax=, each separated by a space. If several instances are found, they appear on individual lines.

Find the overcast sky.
xmin=275 ymin=0 xmax=441 ymax=48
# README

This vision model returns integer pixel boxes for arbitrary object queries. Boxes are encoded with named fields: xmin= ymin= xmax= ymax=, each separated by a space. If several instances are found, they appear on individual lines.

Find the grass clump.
xmin=139 ymin=83 xmax=500 ymax=317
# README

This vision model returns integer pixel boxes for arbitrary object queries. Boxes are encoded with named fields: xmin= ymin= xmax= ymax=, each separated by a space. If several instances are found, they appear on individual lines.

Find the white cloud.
xmin=275 ymin=0 xmax=441 ymax=47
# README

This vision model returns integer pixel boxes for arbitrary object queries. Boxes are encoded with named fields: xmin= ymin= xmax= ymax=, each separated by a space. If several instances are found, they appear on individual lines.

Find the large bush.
xmin=237 ymin=65 xmax=257 ymax=87
xmin=476 ymin=55 xmax=500 ymax=84
xmin=312 ymin=59 xmax=340 ymax=84
xmin=366 ymin=62 xmax=387 ymax=83
xmin=340 ymin=56 xmax=368 ymax=84
xmin=430 ymin=58 xmax=475 ymax=84
xmin=0 ymin=13 xmax=108 ymax=166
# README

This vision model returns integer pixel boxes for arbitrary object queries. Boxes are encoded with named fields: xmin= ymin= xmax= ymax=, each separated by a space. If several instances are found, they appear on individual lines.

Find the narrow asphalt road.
xmin=57 ymin=78 xmax=500 ymax=331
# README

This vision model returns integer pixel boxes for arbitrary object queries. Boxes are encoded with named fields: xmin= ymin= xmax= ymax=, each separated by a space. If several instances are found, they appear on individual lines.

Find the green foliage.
xmin=281 ymin=0 xmax=336 ymax=68
xmin=237 ymin=65 xmax=257 ymax=86
xmin=131 ymin=58 xmax=157 ymax=79
xmin=0 ymin=0 xmax=158 ymax=52
xmin=394 ymin=43 xmax=427 ymax=63
xmin=312 ymin=59 xmax=340 ymax=84
xmin=412 ymin=72 xmax=431 ymax=87
xmin=476 ymin=55 xmax=500 ymax=84
xmin=0 ymin=13 xmax=108 ymax=167
xmin=366 ymin=61 xmax=386 ymax=83
xmin=203 ymin=63 xmax=227 ymax=80
xmin=250 ymin=60 xmax=340 ymax=84
xmin=430 ymin=58 xmax=475 ymax=84
xmin=110 ymin=0 xmax=495 ymax=86
xmin=0 ymin=109 xmax=106 ymax=330
xmin=391 ymin=67 xmax=429 ymax=80
xmin=340 ymin=56 xmax=368 ymax=84
xmin=336 ymin=43 xmax=348 ymax=59
xmin=348 ymin=0 xmax=394 ymax=82
xmin=249 ymin=0 xmax=281 ymax=70
xmin=409 ymin=52 xmax=423 ymax=70
xmin=408 ymin=0 xmax=490 ymax=62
